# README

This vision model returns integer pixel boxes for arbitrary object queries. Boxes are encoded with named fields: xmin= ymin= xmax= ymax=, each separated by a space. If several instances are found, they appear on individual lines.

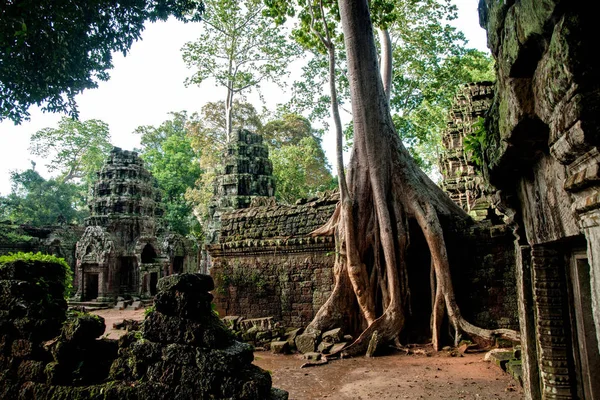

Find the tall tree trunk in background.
xmin=225 ymin=79 xmax=234 ymax=142
xmin=378 ymin=28 xmax=393 ymax=102
xmin=308 ymin=0 xmax=519 ymax=354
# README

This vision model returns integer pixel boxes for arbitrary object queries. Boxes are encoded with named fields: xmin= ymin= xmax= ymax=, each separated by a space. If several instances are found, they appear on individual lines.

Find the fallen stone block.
xmin=270 ymin=341 xmax=289 ymax=354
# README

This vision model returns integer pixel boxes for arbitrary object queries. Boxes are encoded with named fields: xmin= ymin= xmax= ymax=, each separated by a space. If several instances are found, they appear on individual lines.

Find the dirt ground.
xmin=90 ymin=307 xmax=523 ymax=400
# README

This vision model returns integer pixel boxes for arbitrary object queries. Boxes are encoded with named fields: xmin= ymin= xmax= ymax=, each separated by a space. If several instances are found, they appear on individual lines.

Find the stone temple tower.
xmin=74 ymin=147 xmax=167 ymax=302
xmin=205 ymin=129 xmax=276 ymax=245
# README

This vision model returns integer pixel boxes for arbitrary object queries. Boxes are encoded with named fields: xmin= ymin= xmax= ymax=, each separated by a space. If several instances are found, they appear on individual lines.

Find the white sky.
xmin=0 ymin=0 xmax=488 ymax=196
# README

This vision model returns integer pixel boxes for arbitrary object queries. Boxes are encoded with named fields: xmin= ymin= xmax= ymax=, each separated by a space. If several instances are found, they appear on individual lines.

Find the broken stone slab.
xmin=284 ymin=327 xmax=302 ymax=350
xmin=484 ymin=348 xmax=514 ymax=371
xmin=303 ymin=352 xmax=321 ymax=361
xmin=239 ymin=317 xmax=274 ymax=332
xmin=131 ymin=301 xmax=142 ymax=310
xmin=114 ymin=301 xmax=126 ymax=311
xmin=270 ymin=341 xmax=289 ymax=354
xmin=317 ymin=341 xmax=334 ymax=354
xmin=222 ymin=316 xmax=242 ymax=331
xmin=329 ymin=342 xmax=347 ymax=354
xmin=322 ymin=328 xmax=343 ymax=343
xmin=295 ymin=333 xmax=318 ymax=354
xmin=256 ymin=330 xmax=272 ymax=342
xmin=270 ymin=387 xmax=289 ymax=400
xmin=366 ymin=330 xmax=381 ymax=357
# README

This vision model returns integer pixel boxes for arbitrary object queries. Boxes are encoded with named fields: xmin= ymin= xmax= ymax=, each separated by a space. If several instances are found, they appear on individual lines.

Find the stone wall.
xmin=439 ymin=82 xmax=520 ymax=334
xmin=208 ymin=193 xmax=338 ymax=328
xmin=0 ymin=223 xmax=84 ymax=270
xmin=479 ymin=1 xmax=600 ymax=398
xmin=0 ymin=255 xmax=286 ymax=399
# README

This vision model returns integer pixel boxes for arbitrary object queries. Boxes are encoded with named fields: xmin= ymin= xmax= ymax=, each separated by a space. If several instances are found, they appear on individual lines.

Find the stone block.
xmin=270 ymin=341 xmax=289 ymax=354
xmin=303 ymin=352 xmax=321 ymax=361
xmin=322 ymin=328 xmax=343 ymax=343
xmin=317 ymin=341 xmax=334 ymax=354
xmin=295 ymin=333 xmax=317 ymax=354
xmin=329 ymin=342 xmax=347 ymax=354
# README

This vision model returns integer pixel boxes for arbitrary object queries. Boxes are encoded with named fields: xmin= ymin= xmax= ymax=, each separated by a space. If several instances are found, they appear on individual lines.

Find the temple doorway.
xmin=149 ymin=272 xmax=158 ymax=295
xmin=173 ymin=256 xmax=184 ymax=274
xmin=84 ymin=273 xmax=99 ymax=301
xmin=568 ymin=251 xmax=600 ymax=400
xmin=118 ymin=257 xmax=136 ymax=295
xmin=141 ymin=244 xmax=157 ymax=263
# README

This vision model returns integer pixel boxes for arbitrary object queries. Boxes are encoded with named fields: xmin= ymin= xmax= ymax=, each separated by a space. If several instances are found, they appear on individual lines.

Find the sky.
xmin=0 ymin=0 xmax=489 ymax=196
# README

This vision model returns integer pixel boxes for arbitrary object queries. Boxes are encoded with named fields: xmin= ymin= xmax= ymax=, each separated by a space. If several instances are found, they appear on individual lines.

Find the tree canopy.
xmin=135 ymin=112 xmax=202 ymax=236
xmin=0 ymin=0 xmax=204 ymax=124
xmin=182 ymin=0 xmax=299 ymax=140
xmin=261 ymin=113 xmax=336 ymax=204
xmin=0 ymin=169 xmax=87 ymax=226
xmin=29 ymin=117 xmax=113 ymax=188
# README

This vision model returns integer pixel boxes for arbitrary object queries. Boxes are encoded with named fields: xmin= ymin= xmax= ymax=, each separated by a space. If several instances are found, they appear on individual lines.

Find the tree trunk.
xmin=308 ymin=0 xmax=519 ymax=355
xmin=378 ymin=27 xmax=392 ymax=102
xmin=225 ymin=83 xmax=234 ymax=142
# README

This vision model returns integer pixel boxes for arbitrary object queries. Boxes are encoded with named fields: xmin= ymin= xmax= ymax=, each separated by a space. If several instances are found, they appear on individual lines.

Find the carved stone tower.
xmin=205 ymin=130 xmax=276 ymax=245
xmin=439 ymin=82 xmax=496 ymax=221
xmin=74 ymin=147 xmax=167 ymax=302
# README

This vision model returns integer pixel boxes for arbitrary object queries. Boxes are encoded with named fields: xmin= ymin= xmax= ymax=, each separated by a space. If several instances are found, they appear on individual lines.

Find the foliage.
xmin=462 ymin=117 xmax=490 ymax=171
xmin=0 ymin=222 xmax=33 ymax=244
xmin=135 ymin=112 xmax=202 ymax=236
xmin=0 ymin=251 xmax=73 ymax=299
xmin=0 ymin=169 xmax=87 ymax=226
xmin=268 ymin=0 xmax=495 ymax=176
xmin=182 ymin=0 xmax=300 ymax=139
xmin=144 ymin=305 xmax=156 ymax=317
xmin=0 ymin=0 xmax=204 ymax=124
xmin=185 ymin=101 xmax=267 ymax=227
xmin=29 ymin=116 xmax=113 ymax=187
xmin=261 ymin=113 xmax=335 ymax=204
xmin=216 ymin=267 xmax=267 ymax=297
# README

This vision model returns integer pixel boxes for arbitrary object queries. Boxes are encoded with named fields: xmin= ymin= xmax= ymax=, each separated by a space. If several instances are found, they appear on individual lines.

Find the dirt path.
xmin=90 ymin=308 xmax=523 ymax=399
xmin=253 ymin=351 xmax=522 ymax=400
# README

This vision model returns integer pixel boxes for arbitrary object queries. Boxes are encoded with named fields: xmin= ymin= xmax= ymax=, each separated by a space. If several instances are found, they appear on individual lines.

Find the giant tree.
xmin=182 ymin=0 xmax=299 ymax=141
xmin=305 ymin=0 xmax=518 ymax=355
xmin=1 ymin=0 xmax=204 ymax=124
xmin=272 ymin=0 xmax=494 ymax=176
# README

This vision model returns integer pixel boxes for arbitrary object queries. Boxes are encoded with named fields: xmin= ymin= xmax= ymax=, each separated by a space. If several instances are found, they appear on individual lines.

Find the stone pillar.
xmin=515 ymin=244 xmax=541 ymax=400
xmin=531 ymin=246 xmax=576 ymax=399
xmin=580 ymin=211 xmax=600 ymax=353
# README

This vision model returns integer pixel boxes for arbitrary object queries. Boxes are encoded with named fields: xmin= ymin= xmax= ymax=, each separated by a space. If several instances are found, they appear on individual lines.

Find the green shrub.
xmin=0 ymin=251 xmax=73 ymax=299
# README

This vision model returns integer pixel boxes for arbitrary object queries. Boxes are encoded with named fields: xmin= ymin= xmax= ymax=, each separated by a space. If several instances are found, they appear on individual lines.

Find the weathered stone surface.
xmin=157 ymin=273 xmax=215 ymax=293
xmin=1 ymin=268 xmax=287 ymax=399
xmin=270 ymin=341 xmax=290 ymax=354
xmin=479 ymin=1 xmax=600 ymax=398
xmin=295 ymin=333 xmax=318 ymax=354
xmin=317 ymin=341 xmax=334 ymax=354
xmin=302 ymin=352 xmax=321 ymax=361
xmin=322 ymin=328 xmax=343 ymax=343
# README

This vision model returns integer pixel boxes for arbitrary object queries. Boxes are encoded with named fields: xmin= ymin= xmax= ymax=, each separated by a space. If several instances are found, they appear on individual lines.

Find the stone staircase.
xmin=485 ymin=347 xmax=523 ymax=386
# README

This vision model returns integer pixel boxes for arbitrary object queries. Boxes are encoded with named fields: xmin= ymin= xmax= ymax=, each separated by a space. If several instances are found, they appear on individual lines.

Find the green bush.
xmin=0 ymin=251 xmax=73 ymax=299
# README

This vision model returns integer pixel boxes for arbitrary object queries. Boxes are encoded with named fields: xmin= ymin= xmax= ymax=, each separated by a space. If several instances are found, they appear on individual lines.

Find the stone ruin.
xmin=206 ymin=127 xmax=520 ymax=348
xmin=478 ymin=1 xmax=600 ymax=398
xmin=73 ymin=147 xmax=197 ymax=303
xmin=439 ymin=81 xmax=498 ymax=221
xmin=0 ymin=255 xmax=287 ymax=399
xmin=205 ymin=129 xmax=276 ymax=247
